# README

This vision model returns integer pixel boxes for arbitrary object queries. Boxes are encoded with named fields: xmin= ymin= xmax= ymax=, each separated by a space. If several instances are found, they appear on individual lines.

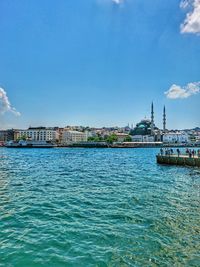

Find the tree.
xmin=88 ymin=136 xmax=104 ymax=142
xmin=124 ymin=135 xmax=132 ymax=142
xmin=17 ymin=135 xmax=27 ymax=141
xmin=106 ymin=134 xmax=118 ymax=144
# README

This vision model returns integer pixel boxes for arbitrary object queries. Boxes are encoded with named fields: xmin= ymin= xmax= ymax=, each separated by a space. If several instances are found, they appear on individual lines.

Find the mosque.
xmin=130 ymin=103 xmax=166 ymax=142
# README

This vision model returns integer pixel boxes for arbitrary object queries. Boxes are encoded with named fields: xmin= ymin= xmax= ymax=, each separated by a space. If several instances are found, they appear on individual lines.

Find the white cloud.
xmin=112 ymin=0 xmax=124 ymax=4
xmin=165 ymin=81 xmax=200 ymax=99
xmin=180 ymin=0 xmax=192 ymax=9
xmin=180 ymin=0 xmax=200 ymax=34
xmin=0 ymin=87 xmax=21 ymax=116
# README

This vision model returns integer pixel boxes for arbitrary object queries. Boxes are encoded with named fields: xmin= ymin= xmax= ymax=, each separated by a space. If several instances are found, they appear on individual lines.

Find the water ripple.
xmin=0 ymin=148 xmax=200 ymax=266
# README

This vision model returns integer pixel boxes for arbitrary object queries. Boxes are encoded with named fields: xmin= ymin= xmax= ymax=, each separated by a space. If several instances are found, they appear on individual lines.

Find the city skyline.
xmin=0 ymin=0 xmax=200 ymax=129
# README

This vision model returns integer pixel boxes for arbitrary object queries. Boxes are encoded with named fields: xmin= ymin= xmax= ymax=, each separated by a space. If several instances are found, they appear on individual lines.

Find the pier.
xmin=157 ymin=154 xmax=200 ymax=168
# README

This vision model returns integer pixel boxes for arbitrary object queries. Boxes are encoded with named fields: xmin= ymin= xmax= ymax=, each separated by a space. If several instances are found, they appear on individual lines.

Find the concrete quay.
xmin=157 ymin=154 xmax=200 ymax=167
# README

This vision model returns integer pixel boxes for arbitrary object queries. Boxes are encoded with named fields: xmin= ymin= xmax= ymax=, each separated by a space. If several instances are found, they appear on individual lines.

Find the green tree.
xmin=88 ymin=134 xmax=105 ymax=142
xmin=124 ymin=135 xmax=132 ymax=142
xmin=17 ymin=135 xmax=27 ymax=141
xmin=106 ymin=134 xmax=118 ymax=144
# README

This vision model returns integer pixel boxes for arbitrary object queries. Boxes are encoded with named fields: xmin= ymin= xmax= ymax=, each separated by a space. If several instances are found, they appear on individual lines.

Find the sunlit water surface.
xmin=0 ymin=148 xmax=200 ymax=267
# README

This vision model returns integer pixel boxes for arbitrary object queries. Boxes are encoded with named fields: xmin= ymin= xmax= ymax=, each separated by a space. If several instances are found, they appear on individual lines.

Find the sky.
xmin=0 ymin=0 xmax=200 ymax=130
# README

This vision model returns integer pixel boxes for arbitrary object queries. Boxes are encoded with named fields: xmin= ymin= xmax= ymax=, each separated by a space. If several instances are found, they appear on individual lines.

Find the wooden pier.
xmin=157 ymin=154 xmax=200 ymax=168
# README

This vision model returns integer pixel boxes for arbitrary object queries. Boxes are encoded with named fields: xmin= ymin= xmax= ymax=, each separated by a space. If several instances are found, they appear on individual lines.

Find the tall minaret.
xmin=163 ymin=105 xmax=166 ymax=133
xmin=151 ymin=102 xmax=154 ymax=135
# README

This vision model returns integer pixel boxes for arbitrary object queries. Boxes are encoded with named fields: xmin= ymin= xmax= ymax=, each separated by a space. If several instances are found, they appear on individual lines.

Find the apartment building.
xmin=16 ymin=127 xmax=59 ymax=142
xmin=62 ymin=130 xmax=88 ymax=144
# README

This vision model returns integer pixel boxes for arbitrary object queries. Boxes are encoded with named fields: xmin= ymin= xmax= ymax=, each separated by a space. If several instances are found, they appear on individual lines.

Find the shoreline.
xmin=1 ymin=144 xmax=200 ymax=149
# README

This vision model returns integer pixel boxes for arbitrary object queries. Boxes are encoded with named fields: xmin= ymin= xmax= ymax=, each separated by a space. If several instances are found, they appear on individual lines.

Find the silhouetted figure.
xmin=192 ymin=150 xmax=195 ymax=158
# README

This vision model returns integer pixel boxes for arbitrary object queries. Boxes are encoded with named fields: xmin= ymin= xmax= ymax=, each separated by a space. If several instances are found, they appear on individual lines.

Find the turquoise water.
xmin=0 ymin=148 xmax=200 ymax=267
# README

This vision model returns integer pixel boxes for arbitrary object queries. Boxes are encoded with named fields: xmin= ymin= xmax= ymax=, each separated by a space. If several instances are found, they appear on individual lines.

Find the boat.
xmin=6 ymin=140 xmax=56 ymax=148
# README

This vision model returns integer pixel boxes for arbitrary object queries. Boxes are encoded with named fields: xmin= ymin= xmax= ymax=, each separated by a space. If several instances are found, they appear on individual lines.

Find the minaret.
xmin=163 ymin=105 xmax=166 ymax=133
xmin=151 ymin=102 xmax=154 ymax=136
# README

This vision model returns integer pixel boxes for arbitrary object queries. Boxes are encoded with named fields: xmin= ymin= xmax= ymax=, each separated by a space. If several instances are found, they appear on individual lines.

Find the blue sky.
xmin=0 ymin=0 xmax=200 ymax=129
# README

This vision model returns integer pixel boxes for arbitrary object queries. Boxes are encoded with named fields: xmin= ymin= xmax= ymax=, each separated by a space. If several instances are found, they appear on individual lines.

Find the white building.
xmin=62 ymin=130 xmax=88 ymax=144
xmin=115 ymin=133 xmax=130 ymax=142
xmin=163 ymin=132 xmax=189 ymax=144
xmin=131 ymin=135 xmax=154 ymax=142
xmin=16 ymin=127 xmax=59 ymax=142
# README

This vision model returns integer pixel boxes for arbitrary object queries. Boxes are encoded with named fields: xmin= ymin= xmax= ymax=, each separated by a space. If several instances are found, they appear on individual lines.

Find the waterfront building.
xmin=162 ymin=132 xmax=189 ymax=144
xmin=62 ymin=130 xmax=88 ymax=144
xmin=86 ymin=131 xmax=97 ymax=138
xmin=0 ymin=129 xmax=16 ymax=142
xmin=131 ymin=135 xmax=143 ymax=142
xmin=115 ymin=133 xmax=130 ymax=142
xmin=57 ymin=128 xmax=64 ymax=143
xmin=183 ymin=128 xmax=200 ymax=144
xmin=188 ymin=134 xmax=197 ymax=144
xmin=131 ymin=135 xmax=154 ymax=142
xmin=195 ymin=136 xmax=200 ymax=145
xmin=0 ymin=130 xmax=7 ymax=142
xmin=16 ymin=127 xmax=59 ymax=142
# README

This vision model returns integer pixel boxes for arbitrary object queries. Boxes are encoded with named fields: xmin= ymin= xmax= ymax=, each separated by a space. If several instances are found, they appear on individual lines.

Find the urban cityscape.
xmin=0 ymin=0 xmax=200 ymax=266
xmin=0 ymin=103 xmax=199 ymax=147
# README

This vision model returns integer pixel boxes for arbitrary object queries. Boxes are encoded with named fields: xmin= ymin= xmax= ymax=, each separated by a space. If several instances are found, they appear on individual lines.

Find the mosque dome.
xmin=130 ymin=119 xmax=158 ymax=136
xmin=130 ymin=103 xmax=165 ymax=136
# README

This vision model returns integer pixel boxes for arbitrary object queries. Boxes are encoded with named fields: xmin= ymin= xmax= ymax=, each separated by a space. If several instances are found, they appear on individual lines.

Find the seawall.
xmin=156 ymin=155 xmax=200 ymax=168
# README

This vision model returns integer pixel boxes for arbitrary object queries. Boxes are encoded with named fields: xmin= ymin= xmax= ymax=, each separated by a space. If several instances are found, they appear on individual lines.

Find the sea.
xmin=0 ymin=148 xmax=200 ymax=267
